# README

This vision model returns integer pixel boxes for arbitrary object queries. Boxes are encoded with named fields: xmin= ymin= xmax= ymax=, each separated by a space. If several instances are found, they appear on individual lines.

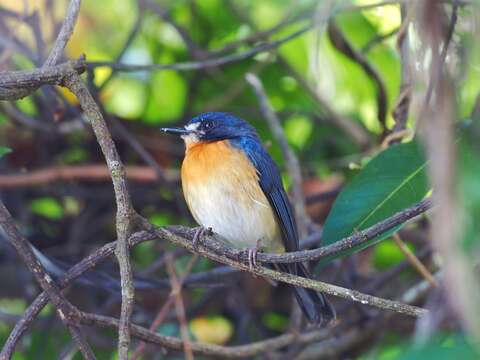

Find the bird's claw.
xmin=246 ymin=239 xmax=263 ymax=271
xmin=192 ymin=226 xmax=212 ymax=248
xmin=247 ymin=247 xmax=258 ymax=271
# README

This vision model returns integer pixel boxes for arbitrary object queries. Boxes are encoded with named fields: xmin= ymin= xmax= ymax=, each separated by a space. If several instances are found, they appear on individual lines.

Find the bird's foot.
xmin=245 ymin=239 xmax=262 ymax=271
xmin=247 ymin=247 xmax=258 ymax=271
xmin=192 ymin=226 xmax=212 ymax=248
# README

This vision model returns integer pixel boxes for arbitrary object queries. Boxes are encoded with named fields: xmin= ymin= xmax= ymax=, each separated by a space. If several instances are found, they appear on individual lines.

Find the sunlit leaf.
xmin=285 ymin=114 xmax=313 ymax=149
xmin=104 ymin=77 xmax=147 ymax=119
xmin=190 ymin=316 xmax=233 ymax=345
xmin=30 ymin=197 xmax=64 ymax=220
xmin=0 ymin=147 xmax=11 ymax=158
xmin=143 ymin=71 xmax=187 ymax=123
xmin=373 ymin=238 xmax=414 ymax=270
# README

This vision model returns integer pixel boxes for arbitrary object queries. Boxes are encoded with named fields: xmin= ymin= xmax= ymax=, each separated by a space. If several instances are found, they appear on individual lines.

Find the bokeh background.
xmin=1 ymin=0 xmax=480 ymax=359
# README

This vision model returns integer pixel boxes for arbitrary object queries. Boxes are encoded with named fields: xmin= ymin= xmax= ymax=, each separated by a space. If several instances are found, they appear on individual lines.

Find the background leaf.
xmin=0 ymin=147 xmax=11 ymax=158
xmin=322 ymin=141 xmax=429 ymax=255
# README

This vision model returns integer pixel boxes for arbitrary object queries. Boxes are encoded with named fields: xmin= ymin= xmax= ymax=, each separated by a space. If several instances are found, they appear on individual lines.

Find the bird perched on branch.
xmin=161 ymin=112 xmax=335 ymax=324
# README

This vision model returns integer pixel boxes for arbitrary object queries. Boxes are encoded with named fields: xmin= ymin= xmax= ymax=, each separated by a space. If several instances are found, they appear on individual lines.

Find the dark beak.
xmin=160 ymin=127 xmax=190 ymax=135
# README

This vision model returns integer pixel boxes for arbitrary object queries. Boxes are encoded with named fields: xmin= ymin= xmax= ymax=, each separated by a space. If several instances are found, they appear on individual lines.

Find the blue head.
xmin=161 ymin=112 xmax=258 ymax=145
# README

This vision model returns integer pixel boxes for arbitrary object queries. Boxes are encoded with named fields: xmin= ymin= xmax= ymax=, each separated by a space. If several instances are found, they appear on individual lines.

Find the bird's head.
xmin=161 ymin=112 xmax=257 ymax=146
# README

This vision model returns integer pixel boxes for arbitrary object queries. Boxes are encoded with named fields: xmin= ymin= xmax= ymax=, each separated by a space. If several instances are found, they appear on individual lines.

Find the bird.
xmin=161 ymin=112 xmax=335 ymax=324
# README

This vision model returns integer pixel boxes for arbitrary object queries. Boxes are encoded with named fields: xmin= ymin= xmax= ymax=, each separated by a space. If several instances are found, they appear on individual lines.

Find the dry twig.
xmin=63 ymin=71 xmax=137 ymax=358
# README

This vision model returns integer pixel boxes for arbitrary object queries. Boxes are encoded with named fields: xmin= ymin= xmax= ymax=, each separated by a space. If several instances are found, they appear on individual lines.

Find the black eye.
xmin=203 ymin=120 xmax=214 ymax=130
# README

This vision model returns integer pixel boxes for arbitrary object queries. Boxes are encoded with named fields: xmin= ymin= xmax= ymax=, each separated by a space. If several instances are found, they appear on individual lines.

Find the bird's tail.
xmin=277 ymin=262 xmax=335 ymax=325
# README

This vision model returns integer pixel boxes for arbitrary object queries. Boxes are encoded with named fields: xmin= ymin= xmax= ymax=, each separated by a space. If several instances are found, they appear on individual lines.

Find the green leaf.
xmin=396 ymin=334 xmax=479 ymax=360
xmin=322 ymin=141 xmax=429 ymax=255
xmin=30 ymin=197 xmax=64 ymax=220
xmin=0 ymin=147 xmax=11 ymax=158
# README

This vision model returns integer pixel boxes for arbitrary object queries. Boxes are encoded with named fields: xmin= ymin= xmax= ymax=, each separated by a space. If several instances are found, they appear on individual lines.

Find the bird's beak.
xmin=160 ymin=127 xmax=190 ymax=136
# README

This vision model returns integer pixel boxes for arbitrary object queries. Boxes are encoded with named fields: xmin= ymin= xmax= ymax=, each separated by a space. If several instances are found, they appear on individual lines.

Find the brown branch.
xmin=79 ymin=272 xmax=434 ymax=358
xmin=131 ymin=255 xmax=197 ymax=359
xmin=176 ymin=197 xmax=432 ymax=265
xmin=418 ymin=0 xmax=480 ymax=338
xmin=1 ymin=196 xmax=432 ymax=357
xmin=277 ymin=58 xmax=371 ymax=147
xmin=0 ymin=231 xmax=156 ymax=359
xmin=392 ymin=234 xmax=438 ymax=287
xmin=0 ymin=164 xmax=178 ymax=188
xmin=225 ymin=0 xmax=371 ymax=148
xmin=2 ymin=195 xmax=431 ymax=357
xmin=246 ymin=73 xmax=309 ymax=236
xmin=391 ymin=3 xmax=412 ymax=137
xmin=43 ymin=0 xmax=81 ymax=67
xmin=166 ymin=256 xmax=194 ymax=360
xmin=0 ymin=202 xmax=96 ymax=360
xmin=87 ymin=23 xmax=313 ymax=72
xmin=0 ymin=58 xmax=85 ymax=100
xmin=327 ymin=20 xmax=388 ymax=136
xmin=63 ymin=71 xmax=137 ymax=359
xmin=144 ymin=223 xmax=427 ymax=317
xmin=79 ymin=311 xmax=332 ymax=358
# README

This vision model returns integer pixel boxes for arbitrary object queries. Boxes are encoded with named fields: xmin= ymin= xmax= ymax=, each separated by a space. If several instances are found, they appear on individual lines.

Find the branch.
xmin=43 ymin=0 xmax=81 ymax=67
xmin=86 ymin=23 xmax=313 ymax=72
xmin=1 ymin=231 xmax=156 ymax=359
xmin=149 ymin=225 xmax=427 ymax=317
xmin=327 ymin=21 xmax=388 ymax=135
xmin=63 ymin=71 xmax=137 ymax=359
xmin=418 ymin=0 xmax=480 ymax=339
xmin=0 ymin=164 xmax=179 ymax=188
xmin=277 ymin=58 xmax=371 ymax=147
xmin=0 ymin=58 xmax=85 ymax=100
xmin=170 ymin=197 xmax=432 ymax=265
xmin=80 ymin=272 xmax=435 ymax=358
xmin=226 ymin=0 xmax=372 ymax=148
xmin=2 ymin=195 xmax=431 ymax=357
xmin=391 ymin=3 xmax=412 ymax=137
xmin=246 ymin=73 xmax=309 ymax=236
xmin=0 ymin=202 xmax=96 ymax=360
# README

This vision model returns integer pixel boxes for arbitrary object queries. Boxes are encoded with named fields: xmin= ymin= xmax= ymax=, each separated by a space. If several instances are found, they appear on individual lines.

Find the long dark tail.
xmin=277 ymin=262 xmax=335 ymax=325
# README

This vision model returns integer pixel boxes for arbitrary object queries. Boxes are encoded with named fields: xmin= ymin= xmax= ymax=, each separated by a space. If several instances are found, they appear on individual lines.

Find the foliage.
xmin=0 ymin=0 xmax=479 ymax=359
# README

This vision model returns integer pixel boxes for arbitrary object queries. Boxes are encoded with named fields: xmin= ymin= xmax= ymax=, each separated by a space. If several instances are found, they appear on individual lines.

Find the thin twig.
xmin=0 ymin=202 xmax=96 ymax=360
xmin=87 ymin=23 xmax=313 ymax=72
xmin=132 ymin=255 xmax=198 ymax=360
xmin=63 ymin=71 xmax=137 ymax=359
xmin=392 ymin=234 xmax=438 ymax=287
xmin=0 ymin=164 xmax=178 ymax=188
xmin=1 ymin=195 xmax=432 ymax=357
xmin=166 ymin=256 xmax=194 ymax=360
xmin=79 ymin=272 xmax=434 ymax=358
xmin=0 ymin=232 xmax=156 ymax=359
xmin=327 ymin=20 xmax=388 ymax=136
xmin=43 ymin=0 xmax=81 ymax=67
xmin=391 ymin=3 xmax=412 ymax=138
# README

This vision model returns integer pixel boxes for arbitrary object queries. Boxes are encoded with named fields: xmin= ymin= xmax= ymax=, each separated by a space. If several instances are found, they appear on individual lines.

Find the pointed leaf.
xmin=322 ymin=141 xmax=429 ymax=256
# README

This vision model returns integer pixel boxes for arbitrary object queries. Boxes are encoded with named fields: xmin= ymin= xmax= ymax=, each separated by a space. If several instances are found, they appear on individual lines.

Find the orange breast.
xmin=181 ymin=140 xmax=246 ymax=184
xmin=180 ymin=140 xmax=283 ymax=252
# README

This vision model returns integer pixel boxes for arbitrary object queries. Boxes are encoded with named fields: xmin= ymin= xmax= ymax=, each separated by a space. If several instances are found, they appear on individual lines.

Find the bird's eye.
xmin=203 ymin=120 xmax=213 ymax=130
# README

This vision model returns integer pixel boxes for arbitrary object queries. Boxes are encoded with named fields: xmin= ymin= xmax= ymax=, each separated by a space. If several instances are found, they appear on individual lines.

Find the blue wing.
xmin=230 ymin=137 xmax=299 ymax=252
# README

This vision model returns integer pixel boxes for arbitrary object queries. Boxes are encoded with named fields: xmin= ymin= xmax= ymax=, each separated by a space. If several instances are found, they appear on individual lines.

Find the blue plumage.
xmin=230 ymin=136 xmax=299 ymax=252
xmin=161 ymin=112 xmax=335 ymax=324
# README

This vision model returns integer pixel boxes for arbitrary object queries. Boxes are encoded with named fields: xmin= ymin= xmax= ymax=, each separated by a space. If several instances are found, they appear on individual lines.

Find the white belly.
xmin=184 ymin=178 xmax=282 ymax=251
xmin=181 ymin=140 xmax=284 ymax=252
